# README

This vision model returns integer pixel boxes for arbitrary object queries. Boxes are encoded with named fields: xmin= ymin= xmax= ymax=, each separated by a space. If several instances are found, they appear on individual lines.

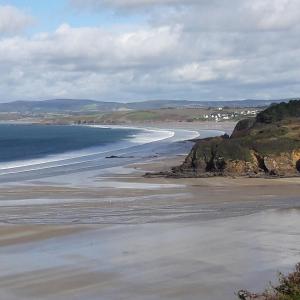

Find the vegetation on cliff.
xmin=174 ymin=100 xmax=300 ymax=177
xmin=237 ymin=263 xmax=300 ymax=300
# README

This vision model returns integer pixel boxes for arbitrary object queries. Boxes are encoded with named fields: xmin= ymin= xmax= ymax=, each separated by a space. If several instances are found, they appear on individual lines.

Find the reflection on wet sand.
xmin=0 ymin=209 xmax=299 ymax=300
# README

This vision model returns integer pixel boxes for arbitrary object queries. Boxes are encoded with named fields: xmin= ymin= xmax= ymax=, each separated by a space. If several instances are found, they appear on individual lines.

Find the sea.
xmin=0 ymin=123 xmax=221 ymax=184
xmin=0 ymin=124 xmax=140 ymax=163
xmin=0 ymin=123 xmax=177 ymax=183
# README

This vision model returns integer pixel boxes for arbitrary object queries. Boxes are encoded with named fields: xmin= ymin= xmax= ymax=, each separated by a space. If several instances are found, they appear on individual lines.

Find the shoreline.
xmin=0 ymin=121 xmax=221 ymax=174
xmin=1 ymin=152 xmax=300 ymax=224
xmin=0 ymin=122 xmax=229 ymax=185
xmin=0 ymin=121 xmax=299 ymax=300
xmin=0 ymin=124 xmax=176 ymax=171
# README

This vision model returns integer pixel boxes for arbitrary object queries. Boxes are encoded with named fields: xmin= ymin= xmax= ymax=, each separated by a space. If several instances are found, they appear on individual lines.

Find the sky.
xmin=0 ymin=0 xmax=300 ymax=102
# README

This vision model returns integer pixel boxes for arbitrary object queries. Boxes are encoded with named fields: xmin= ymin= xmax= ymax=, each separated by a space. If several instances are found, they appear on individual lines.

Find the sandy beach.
xmin=0 ymin=208 xmax=299 ymax=300
xmin=0 ymin=122 xmax=299 ymax=300
xmin=2 ymin=0 xmax=300 ymax=297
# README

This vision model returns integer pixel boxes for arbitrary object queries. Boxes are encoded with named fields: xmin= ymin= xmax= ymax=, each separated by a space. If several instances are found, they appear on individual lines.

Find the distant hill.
xmin=0 ymin=98 xmax=294 ymax=113
xmin=170 ymin=100 xmax=300 ymax=177
xmin=0 ymin=99 xmax=121 ymax=113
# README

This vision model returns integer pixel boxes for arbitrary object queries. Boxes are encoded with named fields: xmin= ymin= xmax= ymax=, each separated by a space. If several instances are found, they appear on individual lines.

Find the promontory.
xmin=170 ymin=100 xmax=300 ymax=177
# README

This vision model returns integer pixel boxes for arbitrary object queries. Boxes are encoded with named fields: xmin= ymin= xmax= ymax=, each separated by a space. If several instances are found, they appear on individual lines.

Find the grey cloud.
xmin=70 ymin=0 xmax=300 ymax=32
xmin=1 ymin=1 xmax=300 ymax=101
xmin=148 ymin=0 xmax=300 ymax=33
xmin=0 ymin=5 xmax=33 ymax=35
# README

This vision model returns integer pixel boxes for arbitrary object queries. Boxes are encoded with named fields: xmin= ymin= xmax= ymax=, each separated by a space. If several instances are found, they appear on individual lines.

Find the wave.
xmin=89 ymin=125 xmax=175 ymax=144
xmin=0 ymin=125 xmax=175 ymax=172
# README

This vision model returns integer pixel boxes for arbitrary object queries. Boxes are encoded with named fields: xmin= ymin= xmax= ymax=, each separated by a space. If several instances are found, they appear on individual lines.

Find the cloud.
xmin=0 ymin=5 xmax=33 ymax=35
xmin=1 ymin=1 xmax=300 ymax=101
xmin=0 ymin=24 xmax=184 ymax=100
xmin=246 ymin=0 xmax=300 ymax=30
xmin=70 ymin=0 xmax=300 ymax=32
xmin=69 ymin=0 xmax=199 ymax=10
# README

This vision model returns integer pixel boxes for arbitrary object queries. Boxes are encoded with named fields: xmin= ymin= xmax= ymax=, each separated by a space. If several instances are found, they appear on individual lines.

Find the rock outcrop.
xmin=172 ymin=100 xmax=300 ymax=177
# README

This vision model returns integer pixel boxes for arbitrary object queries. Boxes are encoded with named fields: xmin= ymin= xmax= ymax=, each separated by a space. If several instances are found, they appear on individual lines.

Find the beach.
xmin=2 ymin=0 xmax=300 ymax=298
xmin=0 ymin=121 xmax=299 ymax=300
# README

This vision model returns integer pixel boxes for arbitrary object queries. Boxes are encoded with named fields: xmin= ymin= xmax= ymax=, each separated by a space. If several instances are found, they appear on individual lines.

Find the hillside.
xmin=172 ymin=100 xmax=300 ymax=177
xmin=0 ymin=98 xmax=290 ymax=113
xmin=0 ymin=99 xmax=121 ymax=113
xmin=71 ymin=107 xmax=260 ymax=124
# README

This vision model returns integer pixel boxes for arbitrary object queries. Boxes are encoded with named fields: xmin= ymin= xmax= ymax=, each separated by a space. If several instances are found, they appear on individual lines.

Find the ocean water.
xmin=0 ymin=124 xmax=221 ymax=184
xmin=0 ymin=124 xmax=139 ymax=163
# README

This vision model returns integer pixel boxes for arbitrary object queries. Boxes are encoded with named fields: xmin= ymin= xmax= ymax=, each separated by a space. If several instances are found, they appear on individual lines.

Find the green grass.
xmin=82 ymin=104 xmax=99 ymax=110
xmin=125 ymin=111 xmax=161 ymax=121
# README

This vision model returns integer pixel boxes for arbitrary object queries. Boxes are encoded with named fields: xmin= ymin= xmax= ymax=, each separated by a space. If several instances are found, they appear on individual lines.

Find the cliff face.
xmin=175 ymin=100 xmax=300 ymax=177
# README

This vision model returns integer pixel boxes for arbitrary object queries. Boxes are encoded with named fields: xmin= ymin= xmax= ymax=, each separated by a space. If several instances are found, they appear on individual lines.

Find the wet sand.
xmin=0 ymin=123 xmax=300 ymax=300
xmin=1 ymin=160 xmax=299 ymax=225
xmin=0 ymin=161 xmax=299 ymax=300
xmin=0 ymin=209 xmax=299 ymax=300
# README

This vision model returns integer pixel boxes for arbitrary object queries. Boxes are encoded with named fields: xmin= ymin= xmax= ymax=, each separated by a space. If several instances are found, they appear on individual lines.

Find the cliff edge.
xmin=172 ymin=100 xmax=300 ymax=177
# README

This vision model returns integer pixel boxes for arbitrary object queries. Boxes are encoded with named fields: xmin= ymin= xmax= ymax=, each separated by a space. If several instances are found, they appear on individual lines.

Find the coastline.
xmin=1 ymin=119 xmax=299 ymax=223
xmin=0 ymin=123 xmax=174 ymax=171
xmin=0 ymin=121 xmax=234 ymax=174
xmin=0 ymin=122 xmax=228 ymax=185
xmin=1 ymin=121 xmax=300 ymax=300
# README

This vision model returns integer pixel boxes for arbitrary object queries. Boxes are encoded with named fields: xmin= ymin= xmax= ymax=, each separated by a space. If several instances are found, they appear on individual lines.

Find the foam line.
xmin=0 ymin=125 xmax=175 ymax=172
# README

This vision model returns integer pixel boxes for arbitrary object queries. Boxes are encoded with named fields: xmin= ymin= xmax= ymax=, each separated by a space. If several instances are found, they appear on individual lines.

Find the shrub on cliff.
xmin=256 ymin=100 xmax=300 ymax=124
xmin=237 ymin=263 xmax=300 ymax=300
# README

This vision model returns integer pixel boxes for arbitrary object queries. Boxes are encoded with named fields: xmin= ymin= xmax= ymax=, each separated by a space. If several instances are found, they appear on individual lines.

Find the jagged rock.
xmin=173 ymin=100 xmax=300 ymax=177
xmin=263 ymin=157 xmax=279 ymax=175
xmin=231 ymin=118 xmax=255 ymax=138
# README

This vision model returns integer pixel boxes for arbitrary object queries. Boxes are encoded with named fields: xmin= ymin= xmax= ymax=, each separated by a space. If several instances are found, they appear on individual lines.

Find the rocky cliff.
xmin=173 ymin=100 xmax=300 ymax=177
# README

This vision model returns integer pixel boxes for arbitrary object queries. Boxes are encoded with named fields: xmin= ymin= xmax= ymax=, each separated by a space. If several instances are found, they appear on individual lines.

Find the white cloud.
xmin=70 ymin=0 xmax=199 ymax=10
xmin=0 ymin=24 xmax=184 ymax=100
xmin=1 ymin=1 xmax=300 ymax=101
xmin=172 ymin=60 xmax=241 ymax=83
xmin=0 ymin=5 xmax=33 ymax=35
